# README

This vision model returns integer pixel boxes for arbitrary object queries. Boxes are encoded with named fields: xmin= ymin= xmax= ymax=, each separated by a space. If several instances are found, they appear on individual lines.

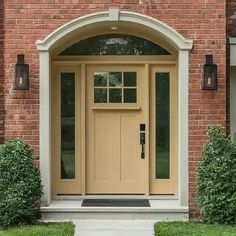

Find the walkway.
xmin=74 ymin=219 xmax=156 ymax=236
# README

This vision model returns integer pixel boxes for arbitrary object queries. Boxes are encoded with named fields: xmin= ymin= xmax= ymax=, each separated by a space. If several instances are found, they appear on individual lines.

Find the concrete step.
xmin=41 ymin=200 xmax=189 ymax=221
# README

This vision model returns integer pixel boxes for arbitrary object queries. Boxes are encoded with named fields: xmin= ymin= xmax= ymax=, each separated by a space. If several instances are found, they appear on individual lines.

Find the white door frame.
xmin=36 ymin=9 xmax=193 ymax=207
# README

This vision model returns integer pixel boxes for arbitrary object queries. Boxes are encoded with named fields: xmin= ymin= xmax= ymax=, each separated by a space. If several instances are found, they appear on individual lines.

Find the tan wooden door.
xmin=86 ymin=64 xmax=148 ymax=194
xmin=51 ymin=62 xmax=178 ymax=197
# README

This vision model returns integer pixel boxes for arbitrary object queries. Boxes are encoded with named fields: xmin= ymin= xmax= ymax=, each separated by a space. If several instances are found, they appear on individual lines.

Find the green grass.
xmin=154 ymin=222 xmax=236 ymax=236
xmin=0 ymin=222 xmax=74 ymax=236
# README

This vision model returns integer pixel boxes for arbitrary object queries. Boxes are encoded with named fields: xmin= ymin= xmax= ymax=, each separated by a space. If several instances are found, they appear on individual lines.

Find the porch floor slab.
xmin=41 ymin=199 xmax=189 ymax=221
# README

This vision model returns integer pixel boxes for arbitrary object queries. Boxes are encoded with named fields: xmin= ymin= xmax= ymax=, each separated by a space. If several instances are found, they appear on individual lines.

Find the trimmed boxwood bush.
xmin=0 ymin=139 xmax=43 ymax=228
xmin=197 ymin=125 xmax=236 ymax=224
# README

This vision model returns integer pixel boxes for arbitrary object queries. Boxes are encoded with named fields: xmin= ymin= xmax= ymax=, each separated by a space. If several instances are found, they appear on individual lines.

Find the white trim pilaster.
xmin=39 ymin=51 xmax=51 ymax=206
xmin=178 ymin=50 xmax=189 ymax=207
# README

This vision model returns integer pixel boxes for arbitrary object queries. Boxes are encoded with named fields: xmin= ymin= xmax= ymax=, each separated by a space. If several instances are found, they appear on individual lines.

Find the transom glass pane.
xmin=94 ymin=72 xmax=108 ymax=87
xmin=61 ymin=72 xmax=75 ymax=179
xmin=109 ymin=88 xmax=122 ymax=103
xmin=109 ymin=72 xmax=122 ymax=87
xmin=124 ymin=72 xmax=137 ymax=87
xmin=156 ymin=73 xmax=170 ymax=179
xmin=94 ymin=88 xmax=107 ymax=103
xmin=124 ymin=89 xmax=136 ymax=103
xmin=59 ymin=34 xmax=171 ymax=56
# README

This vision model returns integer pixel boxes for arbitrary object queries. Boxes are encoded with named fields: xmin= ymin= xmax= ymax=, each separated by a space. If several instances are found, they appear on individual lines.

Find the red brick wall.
xmin=0 ymin=0 xmax=4 ymax=144
xmin=3 ymin=0 xmax=227 ymax=218
xmin=227 ymin=0 xmax=236 ymax=37
xmin=226 ymin=0 xmax=235 ymax=134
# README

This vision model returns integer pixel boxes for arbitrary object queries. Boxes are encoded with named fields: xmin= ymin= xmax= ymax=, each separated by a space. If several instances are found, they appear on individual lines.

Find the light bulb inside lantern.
xmin=207 ymin=77 xmax=211 ymax=85
xmin=19 ymin=77 xmax=23 ymax=85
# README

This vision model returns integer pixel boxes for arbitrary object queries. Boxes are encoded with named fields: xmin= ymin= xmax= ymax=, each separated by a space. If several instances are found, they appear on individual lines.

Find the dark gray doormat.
xmin=81 ymin=199 xmax=150 ymax=207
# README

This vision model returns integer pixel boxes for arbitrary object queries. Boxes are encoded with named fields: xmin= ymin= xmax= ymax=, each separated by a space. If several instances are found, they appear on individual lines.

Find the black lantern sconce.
xmin=202 ymin=55 xmax=217 ymax=90
xmin=15 ymin=55 xmax=29 ymax=90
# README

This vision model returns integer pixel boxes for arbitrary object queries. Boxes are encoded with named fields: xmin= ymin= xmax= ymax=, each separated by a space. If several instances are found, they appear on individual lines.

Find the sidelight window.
xmin=60 ymin=72 xmax=75 ymax=179
xmin=156 ymin=72 xmax=170 ymax=179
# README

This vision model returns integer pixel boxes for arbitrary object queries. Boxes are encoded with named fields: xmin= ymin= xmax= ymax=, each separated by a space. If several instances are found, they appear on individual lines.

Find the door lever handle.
xmin=140 ymin=132 xmax=145 ymax=159
xmin=141 ymin=144 xmax=145 ymax=159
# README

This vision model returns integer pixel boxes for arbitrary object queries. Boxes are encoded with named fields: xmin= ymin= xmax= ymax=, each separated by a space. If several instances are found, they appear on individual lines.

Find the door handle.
xmin=140 ymin=132 xmax=145 ymax=145
xmin=140 ymin=132 xmax=145 ymax=159
xmin=140 ymin=124 xmax=145 ymax=159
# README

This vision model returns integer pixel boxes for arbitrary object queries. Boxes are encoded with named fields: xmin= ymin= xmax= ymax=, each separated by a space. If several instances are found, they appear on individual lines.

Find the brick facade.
xmin=227 ymin=0 xmax=236 ymax=37
xmin=2 ymin=0 xmax=227 ymax=218
xmin=0 ymin=0 xmax=4 ymax=144
xmin=226 ymin=0 xmax=235 ymax=134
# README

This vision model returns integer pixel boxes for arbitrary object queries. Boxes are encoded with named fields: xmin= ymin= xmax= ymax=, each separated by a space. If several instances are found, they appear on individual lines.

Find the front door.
xmin=86 ymin=64 xmax=148 ymax=194
xmin=52 ymin=62 xmax=178 ymax=197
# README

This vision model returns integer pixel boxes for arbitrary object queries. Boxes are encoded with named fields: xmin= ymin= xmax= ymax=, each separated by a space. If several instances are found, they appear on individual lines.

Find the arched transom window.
xmin=59 ymin=34 xmax=171 ymax=56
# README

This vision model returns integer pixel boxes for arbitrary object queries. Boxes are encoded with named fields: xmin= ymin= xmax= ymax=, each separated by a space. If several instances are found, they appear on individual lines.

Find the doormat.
xmin=81 ymin=199 xmax=150 ymax=207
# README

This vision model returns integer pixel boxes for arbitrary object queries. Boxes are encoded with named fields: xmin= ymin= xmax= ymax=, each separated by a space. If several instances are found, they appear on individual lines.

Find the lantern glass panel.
xmin=15 ymin=64 xmax=29 ymax=90
xmin=203 ymin=64 xmax=217 ymax=90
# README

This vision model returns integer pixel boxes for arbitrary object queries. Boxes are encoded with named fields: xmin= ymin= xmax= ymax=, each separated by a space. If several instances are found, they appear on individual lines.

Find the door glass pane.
xmin=124 ymin=72 xmax=137 ymax=87
xmin=109 ymin=88 xmax=122 ymax=103
xmin=156 ymin=73 xmax=170 ymax=179
xmin=94 ymin=72 xmax=108 ymax=87
xmin=94 ymin=71 xmax=138 ymax=104
xmin=94 ymin=88 xmax=107 ymax=103
xmin=61 ymin=72 xmax=75 ymax=179
xmin=124 ymin=88 xmax=137 ymax=103
xmin=109 ymin=72 xmax=122 ymax=87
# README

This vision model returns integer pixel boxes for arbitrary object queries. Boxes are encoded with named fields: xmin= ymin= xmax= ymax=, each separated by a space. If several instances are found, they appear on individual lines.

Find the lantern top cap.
xmin=205 ymin=55 xmax=213 ymax=65
xmin=17 ymin=55 xmax=25 ymax=64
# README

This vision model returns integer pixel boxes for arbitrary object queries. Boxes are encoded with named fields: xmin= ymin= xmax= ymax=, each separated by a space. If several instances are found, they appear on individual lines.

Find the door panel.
xmin=120 ymin=116 xmax=138 ymax=182
xmin=94 ymin=114 xmax=120 ymax=182
xmin=86 ymin=64 xmax=148 ymax=194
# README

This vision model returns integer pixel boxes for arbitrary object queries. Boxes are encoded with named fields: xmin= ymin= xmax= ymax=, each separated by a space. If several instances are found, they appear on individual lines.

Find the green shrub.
xmin=0 ymin=139 xmax=43 ymax=228
xmin=197 ymin=125 xmax=236 ymax=224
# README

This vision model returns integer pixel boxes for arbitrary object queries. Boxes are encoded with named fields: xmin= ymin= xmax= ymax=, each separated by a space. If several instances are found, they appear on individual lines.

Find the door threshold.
xmin=54 ymin=194 xmax=178 ymax=201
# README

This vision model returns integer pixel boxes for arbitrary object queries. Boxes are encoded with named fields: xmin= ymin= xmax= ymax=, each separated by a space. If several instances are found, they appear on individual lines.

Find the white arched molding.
xmin=36 ymin=9 xmax=193 ymax=206
xmin=36 ymin=9 xmax=192 ymax=51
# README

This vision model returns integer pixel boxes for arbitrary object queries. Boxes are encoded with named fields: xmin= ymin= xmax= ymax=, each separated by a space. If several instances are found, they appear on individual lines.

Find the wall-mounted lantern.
xmin=202 ymin=55 xmax=217 ymax=90
xmin=15 ymin=55 xmax=29 ymax=90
